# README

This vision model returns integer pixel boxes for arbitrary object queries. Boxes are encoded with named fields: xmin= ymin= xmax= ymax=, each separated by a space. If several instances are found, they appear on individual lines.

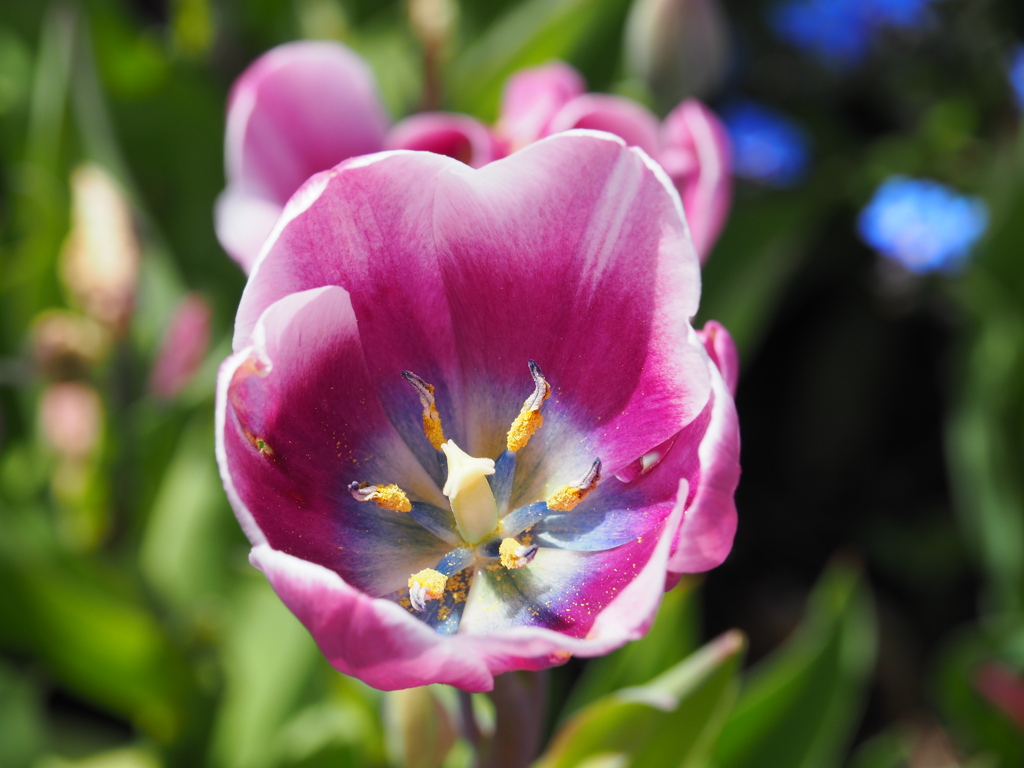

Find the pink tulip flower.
xmin=215 ymin=41 xmax=495 ymax=272
xmin=497 ymin=63 xmax=733 ymax=261
xmin=216 ymin=132 xmax=740 ymax=691
xmin=216 ymin=44 xmax=733 ymax=272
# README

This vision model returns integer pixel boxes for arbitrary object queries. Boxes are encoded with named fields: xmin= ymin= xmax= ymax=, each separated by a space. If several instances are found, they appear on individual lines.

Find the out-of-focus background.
xmin=1 ymin=0 xmax=1024 ymax=766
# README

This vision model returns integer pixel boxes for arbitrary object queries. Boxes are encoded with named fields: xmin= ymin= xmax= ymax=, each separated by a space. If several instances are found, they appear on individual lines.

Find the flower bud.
xmin=408 ymin=0 xmax=457 ymax=55
xmin=31 ymin=310 xmax=111 ymax=381
xmin=40 ymin=381 xmax=103 ymax=460
xmin=384 ymin=686 xmax=457 ymax=768
xmin=149 ymin=294 xmax=213 ymax=400
xmin=625 ymin=0 xmax=730 ymax=104
xmin=60 ymin=164 xmax=140 ymax=333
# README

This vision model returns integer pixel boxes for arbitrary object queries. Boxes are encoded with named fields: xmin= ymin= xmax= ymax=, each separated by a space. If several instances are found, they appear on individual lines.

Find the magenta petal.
xmin=498 ymin=62 xmax=586 ymax=149
xmin=217 ymin=286 xmax=451 ymax=596
xmin=698 ymin=320 xmax=739 ymax=396
xmin=250 ymin=545 xmax=496 ymax=691
xmin=235 ymin=153 xmax=470 ymax=468
xmin=430 ymin=132 xmax=709 ymax=472
xmin=547 ymin=94 xmax=662 ymax=159
xmin=237 ymin=134 xmax=708 ymax=477
xmin=667 ymin=329 xmax=741 ymax=574
xmin=218 ymin=41 xmax=388 ymax=271
xmin=659 ymin=100 xmax=733 ymax=262
xmin=249 ymin=491 xmax=685 ymax=690
xmin=385 ymin=113 xmax=503 ymax=168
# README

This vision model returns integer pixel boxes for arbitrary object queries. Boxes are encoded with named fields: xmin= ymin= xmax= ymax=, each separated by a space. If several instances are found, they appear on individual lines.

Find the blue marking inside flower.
xmin=770 ymin=0 xmax=938 ymax=68
xmin=722 ymin=102 xmax=810 ymax=187
xmin=857 ymin=176 xmax=988 ymax=273
xmin=342 ymin=359 xmax=687 ymax=636
xmin=1011 ymin=45 xmax=1024 ymax=111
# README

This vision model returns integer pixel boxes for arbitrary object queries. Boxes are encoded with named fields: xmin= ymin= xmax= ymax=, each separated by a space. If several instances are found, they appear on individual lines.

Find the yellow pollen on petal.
xmin=546 ymin=459 xmax=602 ymax=512
xmin=375 ymin=484 xmax=412 ymax=512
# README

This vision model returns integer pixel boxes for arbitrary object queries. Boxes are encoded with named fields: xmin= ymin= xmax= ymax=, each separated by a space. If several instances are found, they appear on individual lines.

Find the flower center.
xmin=349 ymin=360 xmax=603 ymax=619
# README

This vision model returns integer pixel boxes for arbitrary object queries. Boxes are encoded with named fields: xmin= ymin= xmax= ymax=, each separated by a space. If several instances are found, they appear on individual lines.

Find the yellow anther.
xmin=546 ymin=459 xmax=602 ymax=512
xmin=499 ymin=537 xmax=538 ymax=570
xmin=348 ymin=481 xmax=412 ymax=513
xmin=408 ymin=568 xmax=447 ymax=611
xmin=506 ymin=360 xmax=550 ymax=452
xmin=375 ymin=484 xmax=413 ymax=512
xmin=507 ymin=410 xmax=544 ymax=453
xmin=402 ymin=371 xmax=446 ymax=450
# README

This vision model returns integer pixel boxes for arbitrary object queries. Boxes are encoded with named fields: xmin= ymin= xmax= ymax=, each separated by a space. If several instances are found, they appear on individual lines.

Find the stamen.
xmin=546 ymin=459 xmax=602 ymax=512
xmin=402 ymin=371 xmax=446 ymax=450
xmin=408 ymin=568 xmax=447 ymax=611
xmin=506 ymin=359 xmax=550 ymax=452
xmin=348 ymin=481 xmax=412 ymax=513
xmin=441 ymin=440 xmax=499 ymax=544
xmin=499 ymin=537 xmax=539 ymax=570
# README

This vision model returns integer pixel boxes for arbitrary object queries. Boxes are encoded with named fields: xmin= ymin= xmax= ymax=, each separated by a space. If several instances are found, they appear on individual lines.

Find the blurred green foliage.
xmin=0 ymin=0 xmax=1022 ymax=766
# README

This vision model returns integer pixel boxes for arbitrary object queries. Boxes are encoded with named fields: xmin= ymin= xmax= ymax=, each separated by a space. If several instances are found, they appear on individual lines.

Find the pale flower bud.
xmin=40 ymin=382 xmax=103 ymax=460
xmin=625 ymin=0 xmax=730 ymax=104
xmin=408 ymin=0 xmax=457 ymax=53
xmin=60 ymin=164 xmax=140 ymax=332
xmin=384 ymin=686 xmax=457 ymax=768
xmin=31 ymin=310 xmax=111 ymax=381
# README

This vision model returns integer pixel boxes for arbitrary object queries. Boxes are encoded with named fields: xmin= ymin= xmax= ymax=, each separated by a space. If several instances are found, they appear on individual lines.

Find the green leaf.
xmin=208 ymin=577 xmax=323 ymax=768
xmin=561 ymin=577 xmax=701 ymax=716
xmin=5 ymin=559 xmax=189 ymax=741
xmin=139 ymin=411 xmax=230 ymax=609
xmin=709 ymin=561 xmax=877 ymax=768
xmin=0 ymin=662 xmax=44 ymax=768
xmin=535 ymin=630 xmax=745 ymax=768
xmin=448 ymin=0 xmax=629 ymax=121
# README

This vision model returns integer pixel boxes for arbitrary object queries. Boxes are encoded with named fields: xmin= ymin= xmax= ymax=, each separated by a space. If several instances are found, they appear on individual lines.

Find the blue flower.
xmin=1010 ymin=45 xmax=1024 ymax=111
xmin=721 ymin=102 xmax=810 ymax=187
xmin=770 ymin=0 xmax=938 ymax=67
xmin=858 ymin=176 xmax=988 ymax=273
xmin=769 ymin=0 xmax=872 ymax=67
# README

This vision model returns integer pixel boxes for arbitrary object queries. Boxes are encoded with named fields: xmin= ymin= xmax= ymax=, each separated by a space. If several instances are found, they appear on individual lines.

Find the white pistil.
xmin=441 ymin=439 xmax=499 ymax=545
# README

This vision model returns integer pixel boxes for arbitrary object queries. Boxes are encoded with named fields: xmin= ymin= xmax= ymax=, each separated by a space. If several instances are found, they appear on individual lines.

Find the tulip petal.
xmin=237 ymin=133 xmax=708 ymax=487
xmin=666 ymin=324 xmax=740 ymax=573
xmin=250 ymin=544 xmax=496 ymax=691
xmin=218 ymin=41 xmax=388 ymax=271
xmin=218 ymin=286 xmax=453 ymax=597
xmin=431 ymin=132 xmax=709 ymax=476
xmin=249 ymin=492 xmax=684 ymax=690
xmin=547 ymin=94 xmax=662 ymax=158
xmin=236 ymin=152 xmax=469 ymax=474
xmin=498 ymin=62 xmax=586 ymax=149
xmin=385 ymin=112 xmax=503 ymax=168
xmin=660 ymin=100 xmax=733 ymax=261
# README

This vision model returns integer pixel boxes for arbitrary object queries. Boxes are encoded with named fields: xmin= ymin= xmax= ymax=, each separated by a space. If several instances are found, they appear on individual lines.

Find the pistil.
xmin=441 ymin=440 xmax=499 ymax=544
